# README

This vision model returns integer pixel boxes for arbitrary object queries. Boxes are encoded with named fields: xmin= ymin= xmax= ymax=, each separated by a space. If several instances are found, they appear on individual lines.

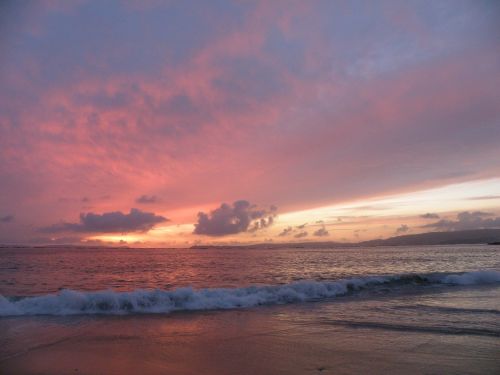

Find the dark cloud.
xmin=421 ymin=211 xmax=500 ymax=231
xmin=294 ymin=231 xmax=308 ymax=238
xmin=278 ymin=222 xmax=322 ymax=238
xmin=248 ymin=216 xmax=274 ymax=233
xmin=420 ymin=213 xmax=440 ymax=219
xmin=0 ymin=214 xmax=14 ymax=223
xmin=136 ymin=195 xmax=159 ymax=204
xmin=193 ymin=200 xmax=276 ymax=236
xmin=395 ymin=224 xmax=409 ymax=234
xmin=42 ymin=208 xmax=168 ymax=233
xmin=278 ymin=226 xmax=293 ymax=237
xmin=313 ymin=227 xmax=329 ymax=237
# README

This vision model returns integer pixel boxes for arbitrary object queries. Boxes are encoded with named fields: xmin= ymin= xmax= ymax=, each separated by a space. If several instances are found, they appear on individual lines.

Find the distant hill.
xmin=191 ymin=229 xmax=500 ymax=249
xmin=358 ymin=229 xmax=500 ymax=246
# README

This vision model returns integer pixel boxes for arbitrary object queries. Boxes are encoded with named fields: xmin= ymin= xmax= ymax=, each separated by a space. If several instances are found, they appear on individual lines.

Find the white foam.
xmin=0 ymin=270 xmax=498 ymax=316
xmin=439 ymin=270 xmax=500 ymax=285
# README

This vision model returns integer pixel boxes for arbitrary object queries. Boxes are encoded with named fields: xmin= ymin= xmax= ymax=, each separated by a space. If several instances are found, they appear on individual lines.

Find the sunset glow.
xmin=1 ymin=1 xmax=499 ymax=247
xmin=1 ymin=3 xmax=500 ymax=374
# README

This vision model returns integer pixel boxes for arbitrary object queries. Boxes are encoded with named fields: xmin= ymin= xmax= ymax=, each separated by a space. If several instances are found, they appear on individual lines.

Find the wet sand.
xmin=1 ymin=289 xmax=499 ymax=375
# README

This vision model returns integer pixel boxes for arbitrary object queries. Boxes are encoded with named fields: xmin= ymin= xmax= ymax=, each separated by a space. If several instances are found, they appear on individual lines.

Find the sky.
xmin=0 ymin=0 xmax=499 ymax=247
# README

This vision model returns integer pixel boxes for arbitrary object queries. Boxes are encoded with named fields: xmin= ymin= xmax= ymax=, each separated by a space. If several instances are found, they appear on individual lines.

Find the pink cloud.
xmin=0 ymin=1 xmax=499 ymax=244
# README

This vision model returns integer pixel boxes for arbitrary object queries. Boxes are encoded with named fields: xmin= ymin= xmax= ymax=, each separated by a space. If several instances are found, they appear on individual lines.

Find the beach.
xmin=2 ymin=290 xmax=499 ymax=374
xmin=1 ymin=282 xmax=499 ymax=373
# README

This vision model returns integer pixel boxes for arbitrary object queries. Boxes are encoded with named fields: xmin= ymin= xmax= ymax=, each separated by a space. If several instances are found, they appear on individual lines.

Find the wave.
xmin=393 ymin=304 xmax=500 ymax=315
xmin=318 ymin=319 xmax=500 ymax=337
xmin=1 ymin=270 xmax=499 ymax=316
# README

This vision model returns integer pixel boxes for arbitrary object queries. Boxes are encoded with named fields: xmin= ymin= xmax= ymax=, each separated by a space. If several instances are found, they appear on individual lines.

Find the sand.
xmin=1 ymin=292 xmax=499 ymax=375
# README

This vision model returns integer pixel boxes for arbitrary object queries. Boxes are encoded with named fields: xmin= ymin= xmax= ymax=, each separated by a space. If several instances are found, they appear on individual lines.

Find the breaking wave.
xmin=1 ymin=270 xmax=499 ymax=316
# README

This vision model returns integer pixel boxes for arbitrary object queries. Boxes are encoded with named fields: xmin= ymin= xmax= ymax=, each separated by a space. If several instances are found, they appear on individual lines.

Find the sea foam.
xmin=1 ymin=270 xmax=499 ymax=316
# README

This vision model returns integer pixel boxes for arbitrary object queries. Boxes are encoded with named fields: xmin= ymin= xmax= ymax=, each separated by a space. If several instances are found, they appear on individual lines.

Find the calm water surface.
xmin=1 ymin=245 xmax=499 ymax=296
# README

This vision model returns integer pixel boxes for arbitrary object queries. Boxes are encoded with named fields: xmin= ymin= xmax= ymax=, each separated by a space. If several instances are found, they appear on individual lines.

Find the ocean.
xmin=1 ymin=245 xmax=499 ymax=374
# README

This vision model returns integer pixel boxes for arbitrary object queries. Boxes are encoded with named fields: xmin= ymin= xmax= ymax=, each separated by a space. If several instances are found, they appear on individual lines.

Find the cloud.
xmin=278 ymin=222 xmax=324 ymax=238
xmin=193 ymin=200 xmax=276 ymax=236
xmin=42 ymin=208 xmax=168 ymax=233
xmin=313 ymin=227 xmax=329 ymax=237
xmin=136 ymin=195 xmax=159 ymax=204
xmin=1 ymin=1 xmax=500 ymax=246
xmin=395 ymin=224 xmax=409 ymax=234
xmin=421 ymin=211 xmax=500 ymax=231
xmin=467 ymin=195 xmax=500 ymax=200
xmin=248 ymin=216 xmax=274 ymax=233
xmin=278 ymin=226 xmax=293 ymax=236
xmin=420 ymin=213 xmax=440 ymax=219
xmin=0 ymin=214 xmax=14 ymax=223
xmin=294 ymin=231 xmax=308 ymax=238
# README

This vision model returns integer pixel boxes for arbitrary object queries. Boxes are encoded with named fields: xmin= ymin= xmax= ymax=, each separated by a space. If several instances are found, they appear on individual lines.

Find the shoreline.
xmin=2 ymin=286 xmax=499 ymax=375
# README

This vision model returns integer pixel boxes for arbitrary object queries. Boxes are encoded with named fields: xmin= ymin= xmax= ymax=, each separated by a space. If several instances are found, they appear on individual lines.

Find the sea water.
xmin=1 ymin=245 xmax=499 ymax=374
xmin=0 ymin=245 xmax=499 ymax=316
